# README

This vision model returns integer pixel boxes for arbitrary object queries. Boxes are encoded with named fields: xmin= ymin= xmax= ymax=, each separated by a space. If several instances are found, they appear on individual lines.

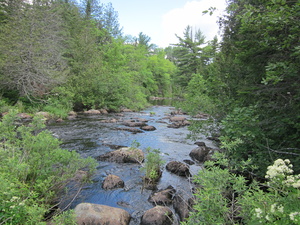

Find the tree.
xmin=101 ymin=2 xmax=122 ymax=38
xmin=147 ymin=50 xmax=176 ymax=97
xmin=172 ymin=26 xmax=208 ymax=86
xmin=79 ymin=0 xmax=122 ymax=38
xmin=0 ymin=0 xmax=68 ymax=101
xmin=217 ymin=0 xmax=300 ymax=172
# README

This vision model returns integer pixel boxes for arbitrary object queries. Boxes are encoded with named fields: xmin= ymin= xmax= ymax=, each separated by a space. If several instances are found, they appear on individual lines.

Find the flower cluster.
xmin=254 ymin=208 xmax=263 ymax=218
xmin=284 ymin=175 xmax=300 ymax=188
xmin=265 ymin=159 xmax=300 ymax=189
xmin=290 ymin=212 xmax=300 ymax=222
xmin=265 ymin=159 xmax=293 ymax=180
xmin=254 ymin=204 xmax=285 ymax=223
xmin=270 ymin=203 xmax=284 ymax=213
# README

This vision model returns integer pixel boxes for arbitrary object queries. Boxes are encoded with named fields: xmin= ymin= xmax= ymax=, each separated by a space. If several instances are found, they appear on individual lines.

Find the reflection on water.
xmin=47 ymin=106 xmax=216 ymax=224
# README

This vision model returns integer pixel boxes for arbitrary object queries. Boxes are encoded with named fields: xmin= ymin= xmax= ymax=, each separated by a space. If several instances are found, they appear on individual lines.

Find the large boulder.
xmin=74 ymin=203 xmax=131 ymax=225
xmin=189 ymin=142 xmax=212 ymax=163
xmin=173 ymin=194 xmax=194 ymax=222
xmin=166 ymin=161 xmax=191 ymax=177
xmin=102 ymin=174 xmax=124 ymax=190
xmin=148 ymin=186 xmax=176 ymax=206
xmin=97 ymin=147 xmax=144 ymax=163
xmin=140 ymin=206 xmax=173 ymax=225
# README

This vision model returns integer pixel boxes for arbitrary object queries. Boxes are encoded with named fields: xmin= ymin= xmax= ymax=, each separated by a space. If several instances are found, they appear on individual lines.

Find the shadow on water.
xmin=47 ymin=105 xmax=216 ymax=224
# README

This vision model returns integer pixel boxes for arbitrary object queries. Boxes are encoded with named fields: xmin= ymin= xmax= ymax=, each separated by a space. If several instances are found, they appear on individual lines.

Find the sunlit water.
xmin=47 ymin=105 xmax=216 ymax=224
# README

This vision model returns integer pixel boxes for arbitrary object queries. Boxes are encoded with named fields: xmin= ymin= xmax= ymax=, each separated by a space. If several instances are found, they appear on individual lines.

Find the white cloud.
xmin=161 ymin=0 xmax=226 ymax=47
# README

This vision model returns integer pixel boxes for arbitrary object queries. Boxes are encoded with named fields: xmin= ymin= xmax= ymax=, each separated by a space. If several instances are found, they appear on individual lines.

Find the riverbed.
xmin=47 ymin=105 xmax=216 ymax=224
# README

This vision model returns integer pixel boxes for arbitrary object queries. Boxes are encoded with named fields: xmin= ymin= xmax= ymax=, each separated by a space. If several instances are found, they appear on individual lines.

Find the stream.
xmin=47 ymin=105 xmax=216 ymax=224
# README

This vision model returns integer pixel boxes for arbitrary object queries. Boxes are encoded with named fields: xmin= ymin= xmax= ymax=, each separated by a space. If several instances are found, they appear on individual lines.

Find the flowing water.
xmin=47 ymin=105 xmax=216 ymax=224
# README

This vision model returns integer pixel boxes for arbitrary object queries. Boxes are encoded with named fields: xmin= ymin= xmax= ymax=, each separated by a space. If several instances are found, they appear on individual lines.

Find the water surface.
xmin=47 ymin=106 xmax=216 ymax=224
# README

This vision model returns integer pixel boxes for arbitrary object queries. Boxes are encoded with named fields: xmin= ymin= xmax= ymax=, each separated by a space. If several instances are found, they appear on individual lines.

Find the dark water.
xmin=47 ymin=105 xmax=216 ymax=224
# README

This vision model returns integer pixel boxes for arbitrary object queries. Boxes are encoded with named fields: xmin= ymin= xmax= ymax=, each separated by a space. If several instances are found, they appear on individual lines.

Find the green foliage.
xmin=238 ymin=159 xmax=300 ymax=225
xmin=51 ymin=210 xmax=77 ymax=225
xmin=183 ymin=154 xmax=300 ymax=225
xmin=179 ymin=0 xmax=300 ymax=181
xmin=0 ymin=98 xmax=14 ymax=113
xmin=183 ymin=154 xmax=249 ymax=225
xmin=0 ymin=111 xmax=97 ymax=224
xmin=0 ymin=0 xmax=68 ymax=101
xmin=42 ymin=87 xmax=74 ymax=119
xmin=141 ymin=147 xmax=165 ymax=182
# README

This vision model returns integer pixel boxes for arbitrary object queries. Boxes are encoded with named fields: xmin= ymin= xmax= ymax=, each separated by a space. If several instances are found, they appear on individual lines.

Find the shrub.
xmin=182 ymin=154 xmax=300 ymax=225
xmin=0 ymin=111 xmax=97 ymax=224
xmin=142 ymin=147 xmax=165 ymax=182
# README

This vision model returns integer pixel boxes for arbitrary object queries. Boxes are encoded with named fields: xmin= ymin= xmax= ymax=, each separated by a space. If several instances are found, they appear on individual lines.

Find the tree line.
xmin=176 ymin=0 xmax=300 ymax=224
xmin=0 ymin=0 xmax=178 ymax=115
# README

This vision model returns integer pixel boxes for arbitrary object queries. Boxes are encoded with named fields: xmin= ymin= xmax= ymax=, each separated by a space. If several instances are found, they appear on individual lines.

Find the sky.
xmin=100 ymin=0 xmax=227 ymax=48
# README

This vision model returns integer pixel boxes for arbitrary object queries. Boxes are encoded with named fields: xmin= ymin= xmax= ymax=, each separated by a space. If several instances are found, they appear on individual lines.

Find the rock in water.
xmin=141 ymin=206 xmax=173 ymax=225
xmin=74 ymin=203 xmax=131 ymax=225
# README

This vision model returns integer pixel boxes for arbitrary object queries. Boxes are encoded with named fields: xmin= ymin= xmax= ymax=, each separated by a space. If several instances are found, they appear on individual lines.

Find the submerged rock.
xmin=115 ymin=127 xmax=143 ymax=133
xmin=74 ymin=203 xmax=131 ymax=225
xmin=148 ymin=186 xmax=176 ymax=206
xmin=123 ymin=121 xmax=147 ymax=127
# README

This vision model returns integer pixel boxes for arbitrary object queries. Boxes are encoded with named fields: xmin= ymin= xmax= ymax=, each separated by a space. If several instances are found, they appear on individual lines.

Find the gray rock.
xmin=166 ymin=161 xmax=191 ymax=177
xmin=141 ymin=206 xmax=173 ymax=225
xmin=102 ymin=174 xmax=124 ymax=190
xmin=74 ymin=203 xmax=131 ymax=225
xmin=97 ymin=147 xmax=144 ymax=163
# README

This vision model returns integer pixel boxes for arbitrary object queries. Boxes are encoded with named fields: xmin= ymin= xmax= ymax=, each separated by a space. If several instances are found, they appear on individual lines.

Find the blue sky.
xmin=100 ymin=0 xmax=227 ymax=48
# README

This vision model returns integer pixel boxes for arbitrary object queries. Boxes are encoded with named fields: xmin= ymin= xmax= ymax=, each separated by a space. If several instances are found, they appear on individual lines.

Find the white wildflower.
xmin=290 ymin=212 xmax=300 ymax=221
xmin=265 ymin=159 xmax=293 ymax=179
xmin=270 ymin=203 xmax=277 ymax=213
xmin=10 ymin=196 xmax=19 ymax=202
xmin=19 ymin=202 xmax=25 ymax=206
xmin=292 ymin=180 xmax=300 ymax=188
xmin=265 ymin=214 xmax=271 ymax=221
xmin=277 ymin=205 xmax=284 ymax=213
xmin=255 ymin=208 xmax=263 ymax=218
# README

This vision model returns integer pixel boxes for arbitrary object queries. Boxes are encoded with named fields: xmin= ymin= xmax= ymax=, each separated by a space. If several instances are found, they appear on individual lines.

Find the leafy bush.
xmin=182 ymin=154 xmax=300 ymax=225
xmin=42 ymin=87 xmax=74 ymax=119
xmin=142 ymin=147 xmax=165 ymax=182
xmin=0 ymin=111 xmax=97 ymax=224
xmin=51 ymin=210 xmax=77 ymax=225
xmin=0 ymin=98 xmax=14 ymax=113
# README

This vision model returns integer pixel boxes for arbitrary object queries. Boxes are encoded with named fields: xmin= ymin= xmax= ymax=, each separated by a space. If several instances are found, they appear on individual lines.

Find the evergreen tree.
xmin=172 ymin=26 xmax=207 ymax=86
xmin=0 ymin=0 xmax=68 ymax=101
